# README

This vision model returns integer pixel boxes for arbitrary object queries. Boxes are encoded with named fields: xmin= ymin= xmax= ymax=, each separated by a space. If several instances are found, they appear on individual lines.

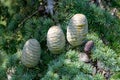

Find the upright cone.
xmin=21 ymin=39 xmax=41 ymax=68
xmin=47 ymin=26 xmax=65 ymax=54
xmin=67 ymin=14 xmax=88 ymax=46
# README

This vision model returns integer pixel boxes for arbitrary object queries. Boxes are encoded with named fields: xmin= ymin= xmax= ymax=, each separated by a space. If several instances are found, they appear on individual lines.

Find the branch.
xmin=18 ymin=10 xmax=38 ymax=28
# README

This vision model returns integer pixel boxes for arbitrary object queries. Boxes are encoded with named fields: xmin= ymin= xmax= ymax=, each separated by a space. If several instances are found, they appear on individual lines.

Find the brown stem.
xmin=18 ymin=10 xmax=39 ymax=27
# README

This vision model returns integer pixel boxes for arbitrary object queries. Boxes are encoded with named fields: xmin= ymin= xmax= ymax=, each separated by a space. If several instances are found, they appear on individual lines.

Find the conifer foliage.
xmin=0 ymin=0 xmax=120 ymax=80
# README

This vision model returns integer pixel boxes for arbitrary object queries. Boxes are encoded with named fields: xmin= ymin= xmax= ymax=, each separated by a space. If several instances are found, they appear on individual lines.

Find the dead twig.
xmin=18 ymin=10 xmax=39 ymax=28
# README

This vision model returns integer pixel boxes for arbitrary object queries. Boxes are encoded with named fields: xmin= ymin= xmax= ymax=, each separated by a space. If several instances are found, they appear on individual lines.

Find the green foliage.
xmin=111 ymin=72 xmax=120 ymax=79
xmin=109 ymin=0 xmax=120 ymax=8
xmin=0 ymin=0 xmax=120 ymax=80
xmin=41 ymin=50 xmax=95 ymax=80
xmin=41 ymin=32 xmax=119 ymax=80
xmin=87 ymin=33 xmax=119 ymax=71
xmin=55 ymin=0 xmax=120 ymax=53
xmin=0 ymin=67 xmax=6 ymax=80
xmin=22 ymin=17 xmax=54 ymax=41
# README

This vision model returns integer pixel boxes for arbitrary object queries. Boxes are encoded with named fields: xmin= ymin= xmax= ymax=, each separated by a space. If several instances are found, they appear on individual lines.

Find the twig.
xmin=18 ymin=10 xmax=39 ymax=28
